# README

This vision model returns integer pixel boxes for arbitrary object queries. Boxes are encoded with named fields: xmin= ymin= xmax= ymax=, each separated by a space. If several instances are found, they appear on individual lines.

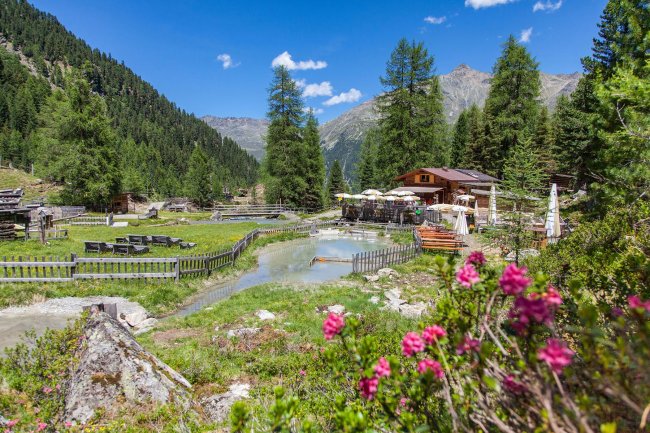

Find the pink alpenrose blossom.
xmin=359 ymin=376 xmax=379 ymax=400
xmin=322 ymin=313 xmax=345 ymax=340
xmin=374 ymin=357 xmax=391 ymax=378
xmin=541 ymin=285 xmax=563 ymax=308
xmin=64 ymin=421 xmax=73 ymax=428
xmin=502 ymin=375 xmax=527 ymax=395
xmin=417 ymin=358 xmax=444 ymax=378
xmin=628 ymin=295 xmax=650 ymax=312
xmin=402 ymin=332 xmax=425 ymax=357
xmin=36 ymin=423 xmax=47 ymax=432
xmin=456 ymin=336 xmax=481 ymax=355
xmin=6 ymin=420 xmax=18 ymax=428
xmin=422 ymin=325 xmax=447 ymax=344
xmin=465 ymin=251 xmax=487 ymax=267
xmin=456 ymin=264 xmax=481 ymax=288
xmin=537 ymin=338 xmax=574 ymax=374
xmin=499 ymin=263 xmax=532 ymax=296
xmin=509 ymin=295 xmax=553 ymax=334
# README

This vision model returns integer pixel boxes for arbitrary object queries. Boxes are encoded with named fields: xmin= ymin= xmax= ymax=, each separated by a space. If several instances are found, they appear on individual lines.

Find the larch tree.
xmin=375 ymin=38 xmax=448 ymax=187
xmin=185 ymin=145 xmax=213 ymax=208
xmin=302 ymin=110 xmax=326 ymax=210
xmin=483 ymin=36 xmax=541 ymax=177
xmin=263 ymin=65 xmax=307 ymax=207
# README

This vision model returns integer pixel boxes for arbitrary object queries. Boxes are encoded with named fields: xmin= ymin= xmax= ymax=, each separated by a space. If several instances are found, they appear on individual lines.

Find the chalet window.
xmin=420 ymin=174 xmax=430 ymax=183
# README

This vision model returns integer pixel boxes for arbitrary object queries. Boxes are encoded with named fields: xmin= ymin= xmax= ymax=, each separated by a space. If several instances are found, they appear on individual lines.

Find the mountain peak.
xmin=452 ymin=63 xmax=473 ymax=72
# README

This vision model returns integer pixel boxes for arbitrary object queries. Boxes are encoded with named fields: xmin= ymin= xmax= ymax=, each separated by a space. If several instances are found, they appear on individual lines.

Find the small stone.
xmin=202 ymin=383 xmax=250 ymax=423
xmin=124 ymin=311 xmax=148 ymax=328
xmin=327 ymin=305 xmax=345 ymax=315
xmin=399 ymin=302 xmax=427 ymax=319
xmin=377 ymin=268 xmax=399 ymax=278
xmin=364 ymin=275 xmax=379 ymax=282
xmin=256 ymin=310 xmax=276 ymax=321
xmin=369 ymin=296 xmax=380 ymax=304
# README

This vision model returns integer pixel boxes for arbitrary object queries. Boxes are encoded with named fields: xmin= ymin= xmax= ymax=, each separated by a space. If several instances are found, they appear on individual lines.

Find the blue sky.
xmin=31 ymin=0 xmax=607 ymax=123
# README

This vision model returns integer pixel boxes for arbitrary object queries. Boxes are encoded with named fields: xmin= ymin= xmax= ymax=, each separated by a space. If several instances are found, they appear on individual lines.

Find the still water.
xmin=174 ymin=234 xmax=391 ymax=317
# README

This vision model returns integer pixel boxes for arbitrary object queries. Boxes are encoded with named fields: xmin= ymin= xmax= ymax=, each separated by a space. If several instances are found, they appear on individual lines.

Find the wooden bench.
xmin=151 ymin=235 xmax=182 ymax=247
xmin=84 ymin=241 xmax=113 ymax=253
xmin=420 ymin=239 xmax=464 ymax=254
xmin=112 ymin=243 xmax=149 ymax=255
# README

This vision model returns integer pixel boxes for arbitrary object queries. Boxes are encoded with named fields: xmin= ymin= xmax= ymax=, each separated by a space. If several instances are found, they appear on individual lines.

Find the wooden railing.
xmin=351 ymin=243 xmax=421 ymax=274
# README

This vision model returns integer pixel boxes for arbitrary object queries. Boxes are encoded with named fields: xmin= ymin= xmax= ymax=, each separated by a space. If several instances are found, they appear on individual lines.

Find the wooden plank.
xmin=0 ymin=261 xmax=76 ymax=267
xmin=76 ymin=257 xmax=176 ymax=264
xmin=74 ymin=273 xmax=175 ymax=280
xmin=0 ymin=277 xmax=74 ymax=282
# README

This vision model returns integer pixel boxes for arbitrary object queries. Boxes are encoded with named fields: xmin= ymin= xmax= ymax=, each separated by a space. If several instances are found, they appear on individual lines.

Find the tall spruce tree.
xmin=357 ymin=128 xmax=380 ymax=190
xmin=33 ymin=73 xmax=120 ymax=208
xmin=375 ymin=39 xmax=448 ymax=187
xmin=460 ymin=104 xmax=486 ymax=170
xmin=263 ymin=65 xmax=307 ymax=207
xmin=532 ymin=106 xmax=556 ymax=175
xmin=185 ymin=146 xmax=213 ymax=208
xmin=326 ymin=160 xmax=346 ymax=202
xmin=450 ymin=110 xmax=470 ymax=167
xmin=483 ymin=36 xmax=541 ymax=177
xmin=302 ymin=110 xmax=325 ymax=210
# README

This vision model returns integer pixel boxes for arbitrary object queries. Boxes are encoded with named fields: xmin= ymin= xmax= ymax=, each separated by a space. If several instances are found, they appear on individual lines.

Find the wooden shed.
xmin=111 ymin=192 xmax=136 ymax=214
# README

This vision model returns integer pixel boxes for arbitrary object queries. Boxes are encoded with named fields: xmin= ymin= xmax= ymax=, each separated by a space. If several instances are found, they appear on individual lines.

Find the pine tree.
xmin=483 ymin=36 xmax=541 ymax=177
xmin=375 ymin=39 xmax=448 ymax=187
xmin=263 ymin=65 xmax=307 ymax=207
xmin=326 ymin=160 xmax=346 ymax=202
xmin=185 ymin=146 xmax=213 ymax=208
xmin=450 ymin=110 xmax=470 ymax=167
xmin=302 ymin=110 xmax=325 ymax=210
xmin=357 ymin=128 xmax=380 ymax=190
xmin=33 ymin=73 xmax=120 ymax=208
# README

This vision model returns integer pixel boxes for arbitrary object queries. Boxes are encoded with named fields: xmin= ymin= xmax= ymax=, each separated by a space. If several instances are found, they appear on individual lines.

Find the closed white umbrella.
xmin=454 ymin=208 xmax=469 ymax=236
xmin=361 ymin=189 xmax=383 ymax=196
xmin=488 ymin=185 xmax=498 ymax=225
xmin=474 ymin=199 xmax=480 ymax=222
xmin=545 ymin=183 xmax=561 ymax=243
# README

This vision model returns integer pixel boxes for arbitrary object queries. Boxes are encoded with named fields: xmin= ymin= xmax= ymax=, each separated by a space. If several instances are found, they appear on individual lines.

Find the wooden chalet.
xmin=393 ymin=167 xmax=499 ymax=205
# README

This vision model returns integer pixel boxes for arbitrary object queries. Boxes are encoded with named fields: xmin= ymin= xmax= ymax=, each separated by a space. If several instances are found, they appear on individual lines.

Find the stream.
xmin=174 ymin=233 xmax=391 ymax=317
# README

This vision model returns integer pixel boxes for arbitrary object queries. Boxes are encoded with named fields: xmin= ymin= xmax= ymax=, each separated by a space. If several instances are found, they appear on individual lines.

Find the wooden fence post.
xmin=70 ymin=253 xmax=77 ymax=279
xmin=174 ymin=256 xmax=180 ymax=281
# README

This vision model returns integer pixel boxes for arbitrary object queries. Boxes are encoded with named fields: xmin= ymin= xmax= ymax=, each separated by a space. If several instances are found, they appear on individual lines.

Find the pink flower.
xmin=299 ymin=369 xmax=306 ymax=376
xmin=42 ymin=386 xmax=53 ymax=394
xmin=374 ymin=357 xmax=391 ymax=378
xmin=499 ymin=264 xmax=532 ymax=296
xmin=456 ymin=264 xmax=481 ymax=288
xmin=322 ymin=313 xmax=345 ymax=340
xmin=417 ymin=358 xmax=444 ymax=379
xmin=628 ymin=295 xmax=650 ymax=312
xmin=359 ymin=376 xmax=379 ymax=400
xmin=466 ymin=251 xmax=486 ymax=267
xmin=422 ymin=325 xmax=447 ymax=344
xmin=502 ymin=375 xmax=527 ymax=395
xmin=509 ymin=295 xmax=553 ymax=334
xmin=456 ymin=336 xmax=480 ymax=355
xmin=36 ymin=423 xmax=47 ymax=432
xmin=6 ymin=420 xmax=18 ymax=428
xmin=401 ymin=332 xmax=425 ymax=357
xmin=65 ymin=421 xmax=73 ymax=428
xmin=542 ymin=285 xmax=563 ymax=308
xmin=537 ymin=339 xmax=574 ymax=374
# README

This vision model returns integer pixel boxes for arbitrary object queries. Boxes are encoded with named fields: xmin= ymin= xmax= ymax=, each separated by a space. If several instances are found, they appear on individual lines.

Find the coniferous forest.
xmin=0 ymin=0 xmax=258 ymax=206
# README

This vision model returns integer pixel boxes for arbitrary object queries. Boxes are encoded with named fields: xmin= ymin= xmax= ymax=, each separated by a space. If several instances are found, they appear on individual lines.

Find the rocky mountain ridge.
xmin=203 ymin=65 xmax=581 ymax=179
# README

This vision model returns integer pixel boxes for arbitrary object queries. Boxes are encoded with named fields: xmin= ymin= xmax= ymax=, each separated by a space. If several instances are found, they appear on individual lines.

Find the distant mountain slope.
xmin=0 ymin=0 xmax=258 ymax=192
xmin=202 ymin=117 xmax=269 ymax=161
xmin=202 ymin=65 xmax=581 ymax=180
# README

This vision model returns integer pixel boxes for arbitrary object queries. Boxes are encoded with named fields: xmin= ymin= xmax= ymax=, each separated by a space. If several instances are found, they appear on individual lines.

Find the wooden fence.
xmin=351 ymin=243 xmax=421 ymax=274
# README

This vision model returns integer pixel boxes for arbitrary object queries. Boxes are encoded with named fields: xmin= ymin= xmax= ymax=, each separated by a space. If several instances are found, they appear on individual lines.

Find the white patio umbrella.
xmin=352 ymin=194 xmax=366 ymax=200
xmin=365 ymin=194 xmax=379 ymax=201
xmin=545 ymin=183 xmax=561 ymax=244
xmin=381 ymin=195 xmax=396 ymax=202
xmin=453 ymin=205 xmax=469 ymax=236
xmin=401 ymin=196 xmax=420 ymax=202
xmin=457 ymin=194 xmax=475 ymax=203
xmin=393 ymin=190 xmax=415 ymax=197
xmin=361 ymin=189 xmax=383 ymax=196
xmin=334 ymin=193 xmax=352 ymax=199
xmin=488 ymin=184 xmax=498 ymax=225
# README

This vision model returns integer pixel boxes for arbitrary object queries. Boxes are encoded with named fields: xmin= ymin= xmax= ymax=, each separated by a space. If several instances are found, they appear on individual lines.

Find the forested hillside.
xmin=0 ymin=0 xmax=258 ymax=204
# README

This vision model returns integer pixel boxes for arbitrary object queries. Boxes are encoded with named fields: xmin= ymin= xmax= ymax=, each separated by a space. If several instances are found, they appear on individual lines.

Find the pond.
xmin=174 ymin=234 xmax=391 ymax=317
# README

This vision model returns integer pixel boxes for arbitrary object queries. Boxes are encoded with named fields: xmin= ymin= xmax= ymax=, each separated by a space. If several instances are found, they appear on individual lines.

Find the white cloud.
xmin=464 ymin=0 xmax=516 ymax=9
xmin=304 ymin=107 xmax=325 ymax=115
xmin=424 ymin=16 xmax=446 ymax=24
xmin=519 ymin=27 xmax=533 ymax=43
xmin=533 ymin=0 xmax=562 ymax=12
xmin=302 ymin=81 xmax=333 ymax=98
xmin=271 ymin=51 xmax=327 ymax=70
xmin=323 ymin=88 xmax=362 ymax=106
xmin=216 ymin=53 xmax=239 ymax=69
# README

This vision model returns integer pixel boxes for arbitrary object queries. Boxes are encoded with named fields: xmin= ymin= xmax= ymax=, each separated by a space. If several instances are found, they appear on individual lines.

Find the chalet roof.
xmin=394 ymin=168 xmax=476 ymax=182
xmin=455 ymin=169 xmax=500 ymax=183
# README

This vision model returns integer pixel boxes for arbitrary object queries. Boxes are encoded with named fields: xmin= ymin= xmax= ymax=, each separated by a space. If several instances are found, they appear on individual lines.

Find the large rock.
xmin=201 ymin=383 xmax=250 ymax=423
xmin=64 ymin=312 xmax=192 ymax=423
xmin=255 ymin=310 xmax=276 ymax=321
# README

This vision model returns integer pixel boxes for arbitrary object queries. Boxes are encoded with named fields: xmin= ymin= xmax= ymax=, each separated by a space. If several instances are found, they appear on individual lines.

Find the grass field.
xmin=0 ymin=221 xmax=260 ymax=258
xmin=0 ymin=167 xmax=61 ymax=202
